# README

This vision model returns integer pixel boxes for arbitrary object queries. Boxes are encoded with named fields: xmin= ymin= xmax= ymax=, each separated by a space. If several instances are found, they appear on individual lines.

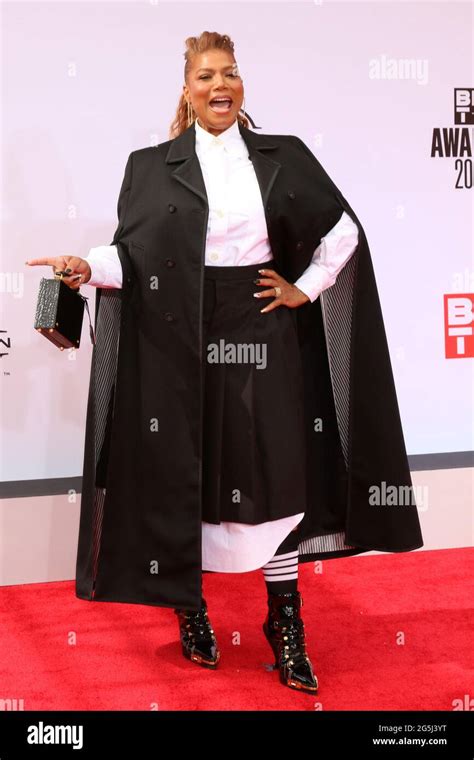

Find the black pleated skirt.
xmin=201 ymin=259 xmax=307 ymax=525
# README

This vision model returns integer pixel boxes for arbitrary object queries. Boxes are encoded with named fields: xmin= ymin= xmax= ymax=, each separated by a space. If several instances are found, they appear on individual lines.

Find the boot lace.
xmin=274 ymin=618 xmax=310 ymax=668
xmin=180 ymin=607 xmax=215 ymax=644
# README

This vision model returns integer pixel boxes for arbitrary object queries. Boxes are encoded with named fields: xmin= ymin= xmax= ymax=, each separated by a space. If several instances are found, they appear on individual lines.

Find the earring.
xmin=239 ymin=98 xmax=260 ymax=130
xmin=187 ymin=99 xmax=194 ymax=127
xmin=240 ymin=96 xmax=250 ymax=125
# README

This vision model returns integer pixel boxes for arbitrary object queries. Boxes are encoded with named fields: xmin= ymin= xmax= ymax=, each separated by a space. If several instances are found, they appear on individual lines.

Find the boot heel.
xmin=262 ymin=621 xmax=279 ymax=668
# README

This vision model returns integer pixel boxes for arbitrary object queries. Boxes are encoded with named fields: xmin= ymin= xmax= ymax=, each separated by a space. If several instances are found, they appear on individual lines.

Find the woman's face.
xmin=183 ymin=49 xmax=244 ymax=136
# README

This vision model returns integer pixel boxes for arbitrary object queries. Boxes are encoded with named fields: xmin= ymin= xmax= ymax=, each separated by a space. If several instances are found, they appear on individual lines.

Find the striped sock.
xmin=262 ymin=529 xmax=299 ymax=594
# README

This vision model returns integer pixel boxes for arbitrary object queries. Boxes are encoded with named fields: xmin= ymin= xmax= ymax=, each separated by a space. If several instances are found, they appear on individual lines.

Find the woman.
xmin=26 ymin=31 xmax=423 ymax=695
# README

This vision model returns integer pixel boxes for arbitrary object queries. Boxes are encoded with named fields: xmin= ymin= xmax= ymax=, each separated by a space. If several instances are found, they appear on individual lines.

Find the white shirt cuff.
xmin=85 ymin=245 xmax=123 ymax=288
xmin=293 ymin=211 xmax=359 ymax=303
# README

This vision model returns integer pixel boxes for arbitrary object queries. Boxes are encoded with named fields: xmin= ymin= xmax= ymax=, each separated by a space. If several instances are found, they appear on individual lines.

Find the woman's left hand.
xmin=253 ymin=268 xmax=310 ymax=313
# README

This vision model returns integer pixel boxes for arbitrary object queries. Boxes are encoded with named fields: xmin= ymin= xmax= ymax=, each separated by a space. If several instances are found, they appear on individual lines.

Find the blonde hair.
xmin=169 ymin=31 xmax=250 ymax=139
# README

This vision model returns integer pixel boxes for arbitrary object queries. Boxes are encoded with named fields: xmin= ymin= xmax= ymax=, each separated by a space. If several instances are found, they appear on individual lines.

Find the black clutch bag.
xmin=34 ymin=276 xmax=96 ymax=351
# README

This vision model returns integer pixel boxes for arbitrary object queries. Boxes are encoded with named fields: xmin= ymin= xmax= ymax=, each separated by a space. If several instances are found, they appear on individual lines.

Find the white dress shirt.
xmin=86 ymin=118 xmax=359 ymax=572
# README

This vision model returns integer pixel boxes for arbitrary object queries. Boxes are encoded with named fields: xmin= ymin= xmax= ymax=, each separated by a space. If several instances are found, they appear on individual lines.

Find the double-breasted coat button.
xmin=165 ymin=259 xmax=175 ymax=267
xmin=288 ymin=190 xmax=296 ymax=199
xmin=163 ymin=312 xmax=175 ymax=322
xmin=168 ymin=204 xmax=176 ymax=213
xmin=296 ymin=241 xmax=304 ymax=251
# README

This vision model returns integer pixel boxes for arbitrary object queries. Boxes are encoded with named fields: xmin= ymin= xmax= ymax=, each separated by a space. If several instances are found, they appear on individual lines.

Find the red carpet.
xmin=0 ymin=547 xmax=472 ymax=711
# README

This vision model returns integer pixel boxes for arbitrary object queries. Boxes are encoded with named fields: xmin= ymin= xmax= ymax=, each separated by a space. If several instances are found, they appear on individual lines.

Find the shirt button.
xmin=216 ymin=209 xmax=225 ymax=218
xmin=209 ymin=252 xmax=219 ymax=262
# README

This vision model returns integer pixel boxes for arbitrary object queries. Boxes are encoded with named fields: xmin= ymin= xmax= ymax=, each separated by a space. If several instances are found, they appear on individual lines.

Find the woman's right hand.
xmin=25 ymin=256 xmax=92 ymax=291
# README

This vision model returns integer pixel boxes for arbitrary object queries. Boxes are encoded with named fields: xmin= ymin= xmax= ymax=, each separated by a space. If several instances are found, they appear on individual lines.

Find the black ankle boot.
xmin=174 ymin=596 xmax=220 ymax=668
xmin=263 ymin=590 xmax=318 ymax=693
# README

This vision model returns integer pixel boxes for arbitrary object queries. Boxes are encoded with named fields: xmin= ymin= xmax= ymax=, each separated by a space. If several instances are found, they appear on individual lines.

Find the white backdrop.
xmin=1 ymin=0 xmax=473 ymax=483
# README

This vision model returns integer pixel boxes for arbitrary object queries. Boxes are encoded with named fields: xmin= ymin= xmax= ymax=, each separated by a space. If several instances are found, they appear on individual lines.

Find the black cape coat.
xmin=75 ymin=120 xmax=423 ymax=612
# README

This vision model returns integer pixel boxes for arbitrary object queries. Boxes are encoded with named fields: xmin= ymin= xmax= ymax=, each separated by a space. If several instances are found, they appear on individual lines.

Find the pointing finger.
xmin=25 ymin=257 xmax=62 ymax=267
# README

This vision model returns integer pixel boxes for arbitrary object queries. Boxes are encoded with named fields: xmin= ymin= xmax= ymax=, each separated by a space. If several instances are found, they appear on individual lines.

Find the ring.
xmin=54 ymin=271 xmax=64 ymax=281
xmin=274 ymin=286 xmax=282 ymax=297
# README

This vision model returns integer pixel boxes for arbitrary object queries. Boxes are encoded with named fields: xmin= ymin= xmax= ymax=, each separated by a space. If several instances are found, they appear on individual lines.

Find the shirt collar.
xmin=194 ymin=117 xmax=247 ymax=159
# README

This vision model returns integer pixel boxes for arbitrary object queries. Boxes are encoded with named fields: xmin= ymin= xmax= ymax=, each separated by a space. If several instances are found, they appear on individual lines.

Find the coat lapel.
xmin=164 ymin=119 xmax=281 ymax=211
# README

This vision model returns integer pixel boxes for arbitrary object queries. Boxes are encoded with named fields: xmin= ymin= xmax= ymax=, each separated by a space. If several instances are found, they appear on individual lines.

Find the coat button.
xmin=288 ymin=190 xmax=296 ymax=199
xmin=163 ymin=312 xmax=175 ymax=322
xmin=165 ymin=259 xmax=175 ymax=267
xmin=296 ymin=241 xmax=304 ymax=251
xmin=168 ymin=204 xmax=176 ymax=213
xmin=266 ymin=204 xmax=272 ymax=212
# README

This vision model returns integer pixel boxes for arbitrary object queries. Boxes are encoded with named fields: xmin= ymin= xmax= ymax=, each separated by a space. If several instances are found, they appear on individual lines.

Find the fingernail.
xmin=253 ymin=293 xmax=260 ymax=298
xmin=64 ymin=268 xmax=72 ymax=274
xmin=258 ymin=269 xmax=264 ymax=274
xmin=260 ymin=308 xmax=267 ymax=313
xmin=253 ymin=278 xmax=260 ymax=284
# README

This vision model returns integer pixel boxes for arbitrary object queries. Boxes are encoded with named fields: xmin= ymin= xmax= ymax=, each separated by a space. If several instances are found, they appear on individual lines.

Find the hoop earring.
xmin=187 ymin=99 xmax=195 ymax=127
xmin=240 ymin=96 xmax=246 ymax=121
xmin=239 ymin=97 xmax=260 ymax=130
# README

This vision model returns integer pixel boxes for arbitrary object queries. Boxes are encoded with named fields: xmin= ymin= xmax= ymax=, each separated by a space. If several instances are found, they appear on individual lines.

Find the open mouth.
xmin=209 ymin=97 xmax=233 ymax=113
